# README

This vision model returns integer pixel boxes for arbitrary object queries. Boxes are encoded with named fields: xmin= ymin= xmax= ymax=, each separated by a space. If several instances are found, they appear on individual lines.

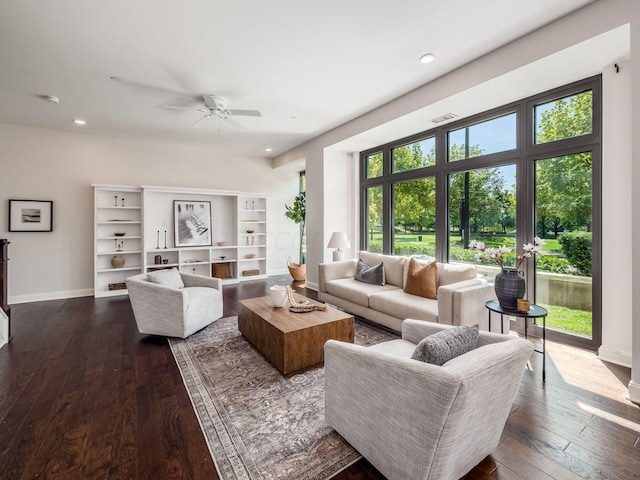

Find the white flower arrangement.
xmin=469 ymin=237 xmax=545 ymax=270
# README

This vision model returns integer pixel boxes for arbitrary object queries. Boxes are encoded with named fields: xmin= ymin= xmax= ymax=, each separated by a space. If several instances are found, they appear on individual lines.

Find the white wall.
xmin=0 ymin=123 xmax=300 ymax=302
xmin=599 ymin=59 xmax=633 ymax=367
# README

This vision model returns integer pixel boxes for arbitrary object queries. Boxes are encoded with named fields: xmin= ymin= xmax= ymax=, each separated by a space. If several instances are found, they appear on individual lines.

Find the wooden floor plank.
xmin=0 ymin=277 xmax=638 ymax=480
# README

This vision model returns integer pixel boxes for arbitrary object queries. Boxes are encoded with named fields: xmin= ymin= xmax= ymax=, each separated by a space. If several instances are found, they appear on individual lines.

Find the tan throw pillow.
xmin=404 ymin=258 xmax=438 ymax=299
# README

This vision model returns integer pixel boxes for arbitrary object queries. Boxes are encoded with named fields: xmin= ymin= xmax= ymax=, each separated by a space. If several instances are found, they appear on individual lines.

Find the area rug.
xmin=169 ymin=315 xmax=397 ymax=480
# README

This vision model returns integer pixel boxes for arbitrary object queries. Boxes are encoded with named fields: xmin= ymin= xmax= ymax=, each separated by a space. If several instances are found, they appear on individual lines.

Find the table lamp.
xmin=327 ymin=232 xmax=350 ymax=261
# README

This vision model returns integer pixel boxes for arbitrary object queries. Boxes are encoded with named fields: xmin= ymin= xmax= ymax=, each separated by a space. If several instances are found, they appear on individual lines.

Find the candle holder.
xmin=164 ymin=230 xmax=168 ymax=249
xmin=114 ymin=195 xmax=118 ymax=207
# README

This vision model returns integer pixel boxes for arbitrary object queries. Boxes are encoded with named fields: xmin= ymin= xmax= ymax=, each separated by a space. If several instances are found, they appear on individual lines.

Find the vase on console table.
xmin=494 ymin=267 xmax=525 ymax=310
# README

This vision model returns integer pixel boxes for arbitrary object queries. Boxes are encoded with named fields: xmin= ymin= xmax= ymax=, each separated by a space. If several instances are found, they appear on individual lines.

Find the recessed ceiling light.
xmin=110 ymin=76 xmax=121 ymax=82
xmin=419 ymin=53 xmax=435 ymax=64
xmin=265 ymin=148 xmax=273 ymax=152
xmin=73 ymin=119 xmax=86 ymax=125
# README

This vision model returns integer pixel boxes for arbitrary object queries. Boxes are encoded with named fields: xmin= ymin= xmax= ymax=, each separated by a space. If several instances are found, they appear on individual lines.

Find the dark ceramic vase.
xmin=494 ymin=267 xmax=525 ymax=310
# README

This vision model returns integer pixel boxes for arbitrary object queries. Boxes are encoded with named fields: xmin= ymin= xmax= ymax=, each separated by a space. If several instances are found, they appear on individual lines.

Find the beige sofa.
xmin=318 ymin=251 xmax=502 ymax=332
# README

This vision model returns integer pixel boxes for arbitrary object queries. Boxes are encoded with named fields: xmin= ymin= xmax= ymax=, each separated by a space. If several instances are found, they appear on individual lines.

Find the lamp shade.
xmin=327 ymin=232 xmax=350 ymax=250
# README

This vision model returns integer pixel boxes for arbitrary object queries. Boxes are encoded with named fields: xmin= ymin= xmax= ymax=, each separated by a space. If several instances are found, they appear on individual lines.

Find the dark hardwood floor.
xmin=0 ymin=277 xmax=638 ymax=479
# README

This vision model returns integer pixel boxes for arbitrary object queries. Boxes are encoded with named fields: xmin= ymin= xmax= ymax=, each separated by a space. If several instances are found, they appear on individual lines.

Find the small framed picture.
xmin=174 ymin=200 xmax=212 ymax=247
xmin=9 ymin=200 xmax=53 ymax=232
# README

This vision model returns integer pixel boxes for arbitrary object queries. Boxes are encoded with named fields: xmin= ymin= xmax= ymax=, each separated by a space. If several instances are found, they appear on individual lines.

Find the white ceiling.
xmin=0 ymin=0 xmax=595 ymax=158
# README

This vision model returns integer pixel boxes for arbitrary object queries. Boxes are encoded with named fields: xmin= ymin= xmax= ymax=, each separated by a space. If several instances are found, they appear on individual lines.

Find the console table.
xmin=485 ymin=300 xmax=547 ymax=381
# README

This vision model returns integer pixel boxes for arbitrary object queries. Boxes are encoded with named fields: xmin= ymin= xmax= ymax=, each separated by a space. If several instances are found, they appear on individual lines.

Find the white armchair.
xmin=324 ymin=319 xmax=533 ymax=480
xmin=126 ymin=270 xmax=223 ymax=338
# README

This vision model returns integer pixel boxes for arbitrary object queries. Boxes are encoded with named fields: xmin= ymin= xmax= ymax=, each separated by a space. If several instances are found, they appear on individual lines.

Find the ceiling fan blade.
xmin=163 ymin=105 xmax=207 ymax=112
xmin=191 ymin=114 xmax=211 ymax=128
xmin=229 ymin=109 xmax=262 ymax=117
xmin=225 ymin=117 xmax=247 ymax=131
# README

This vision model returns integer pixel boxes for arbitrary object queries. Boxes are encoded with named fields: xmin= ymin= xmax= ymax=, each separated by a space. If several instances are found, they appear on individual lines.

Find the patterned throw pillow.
xmin=411 ymin=324 xmax=479 ymax=365
xmin=353 ymin=258 xmax=385 ymax=286
xmin=146 ymin=268 xmax=185 ymax=289
xmin=404 ymin=258 xmax=438 ymax=299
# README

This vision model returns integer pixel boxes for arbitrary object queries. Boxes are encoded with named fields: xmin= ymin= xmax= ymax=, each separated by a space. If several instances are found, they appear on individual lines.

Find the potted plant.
xmin=285 ymin=192 xmax=306 ymax=281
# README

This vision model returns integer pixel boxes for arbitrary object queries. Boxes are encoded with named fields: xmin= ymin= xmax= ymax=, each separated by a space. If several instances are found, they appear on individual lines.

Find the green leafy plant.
xmin=285 ymin=192 xmax=306 ymax=264
xmin=558 ymin=232 xmax=592 ymax=275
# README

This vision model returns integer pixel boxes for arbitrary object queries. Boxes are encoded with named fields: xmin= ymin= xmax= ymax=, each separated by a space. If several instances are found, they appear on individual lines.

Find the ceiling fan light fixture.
xmin=420 ymin=53 xmax=435 ymax=64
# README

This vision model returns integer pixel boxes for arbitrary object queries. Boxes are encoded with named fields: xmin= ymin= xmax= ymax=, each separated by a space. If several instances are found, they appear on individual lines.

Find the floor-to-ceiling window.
xmin=359 ymin=76 xmax=601 ymax=350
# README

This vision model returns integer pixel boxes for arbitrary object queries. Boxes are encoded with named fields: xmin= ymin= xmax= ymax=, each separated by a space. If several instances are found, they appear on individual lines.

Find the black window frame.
xmin=359 ymin=76 xmax=601 ymax=351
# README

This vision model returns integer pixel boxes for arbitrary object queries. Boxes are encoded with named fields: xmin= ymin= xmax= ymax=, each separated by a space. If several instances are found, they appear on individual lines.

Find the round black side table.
xmin=485 ymin=300 xmax=548 ymax=381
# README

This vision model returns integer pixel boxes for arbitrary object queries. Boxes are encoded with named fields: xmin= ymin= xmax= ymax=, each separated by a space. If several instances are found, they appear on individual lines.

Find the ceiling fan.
xmin=164 ymin=95 xmax=262 ymax=130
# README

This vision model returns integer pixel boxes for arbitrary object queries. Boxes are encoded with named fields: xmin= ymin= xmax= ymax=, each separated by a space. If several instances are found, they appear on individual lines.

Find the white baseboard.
xmin=597 ymin=346 xmax=632 ymax=368
xmin=0 ymin=308 xmax=8 ymax=349
xmin=9 ymin=288 xmax=94 ymax=305
xmin=628 ymin=380 xmax=640 ymax=405
xmin=268 ymin=268 xmax=290 ymax=276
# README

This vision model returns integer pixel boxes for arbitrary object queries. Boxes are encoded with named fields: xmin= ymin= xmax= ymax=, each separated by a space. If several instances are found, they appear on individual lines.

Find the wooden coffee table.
xmin=238 ymin=294 xmax=354 ymax=374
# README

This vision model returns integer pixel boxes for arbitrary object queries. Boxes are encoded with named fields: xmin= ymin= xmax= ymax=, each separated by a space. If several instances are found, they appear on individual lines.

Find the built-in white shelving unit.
xmin=93 ymin=185 xmax=143 ymax=298
xmin=93 ymin=184 xmax=269 ymax=297
xmin=141 ymin=185 xmax=268 ymax=285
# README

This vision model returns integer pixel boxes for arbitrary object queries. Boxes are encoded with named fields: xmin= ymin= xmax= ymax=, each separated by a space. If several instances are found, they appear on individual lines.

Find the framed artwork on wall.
xmin=8 ymin=200 xmax=53 ymax=232
xmin=174 ymin=200 xmax=212 ymax=247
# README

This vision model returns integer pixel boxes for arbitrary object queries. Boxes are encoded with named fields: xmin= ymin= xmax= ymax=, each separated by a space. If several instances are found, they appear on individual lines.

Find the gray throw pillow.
xmin=147 ymin=268 xmax=185 ymax=289
xmin=411 ymin=324 xmax=479 ymax=365
xmin=354 ymin=258 xmax=384 ymax=286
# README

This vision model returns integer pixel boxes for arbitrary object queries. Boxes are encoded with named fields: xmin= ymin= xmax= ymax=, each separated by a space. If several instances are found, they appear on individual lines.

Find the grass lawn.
xmin=538 ymin=303 xmax=592 ymax=337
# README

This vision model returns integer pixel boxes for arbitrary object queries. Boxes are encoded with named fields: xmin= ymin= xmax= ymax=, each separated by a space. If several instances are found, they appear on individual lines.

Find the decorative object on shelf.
xmin=285 ymin=286 xmax=327 ymax=312
xmin=114 ymin=239 xmax=124 ymax=252
xmin=184 ymin=259 xmax=203 ymax=263
xmin=242 ymin=269 xmax=260 ymax=276
xmin=8 ymin=199 xmax=53 ymax=232
xmin=154 ymin=255 xmax=162 ymax=264
xmin=212 ymin=263 xmax=232 ymax=279
xmin=327 ymin=232 xmax=350 ymax=262
xmin=245 ymin=253 xmax=256 ymax=259
xmin=216 ymin=241 xmax=229 ymax=246
xmin=285 ymin=192 xmax=306 ymax=271
xmin=162 ymin=259 xmax=169 ymax=264
xmin=164 ymin=230 xmax=167 ymax=249
xmin=192 ymin=268 xmax=196 ymax=274
xmin=156 ymin=230 xmax=160 ymax=249
xmin=218 ymin=256 xmax=227 ymax=260
xmin=111 ymin=255 xmax=125 ymax=268
xmin=114 ymin=195 xmax=118 ymax=207
xmin=108 ymin=282 xmax=127 ymax=291
xmin=174 ymin=200 xmax=212 ymax=247
xmin=470 ymin=237 xmax=545 ymax=310
xmin=287 ymin=260 xmax=306 ymax=282
xmin=246 ymin=229 xmax=254 ymax=234
xmin=269 ymin=285 xmax=288 ymax=308
xmin=251 ymin=201 xmax=255 ymax=210
xmin=121 ymin=197 xmax=125 ymax=207
xmin=114 ymin=232 xmax=125 ymax=237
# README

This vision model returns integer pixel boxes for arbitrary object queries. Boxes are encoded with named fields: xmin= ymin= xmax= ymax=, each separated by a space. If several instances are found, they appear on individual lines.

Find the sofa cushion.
xmin=325 ymin=278 xmax=400 ymax=308
xmin=360 ymin=251 xmax=406 ymax=287
xmin=437 ymin=262 xmax=477 ymax=286
xmin=369 ymin=289 xmax=438 ymax=323
xmin=146 ymin=268 xmax=184 ymax=289
xmin=404 ymin=258 xmax=438 ymax=299
xmin=411 ymin=324 xmax=479 ymax=365
xmin=354 ymin=258 xmax=384 ymax=285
